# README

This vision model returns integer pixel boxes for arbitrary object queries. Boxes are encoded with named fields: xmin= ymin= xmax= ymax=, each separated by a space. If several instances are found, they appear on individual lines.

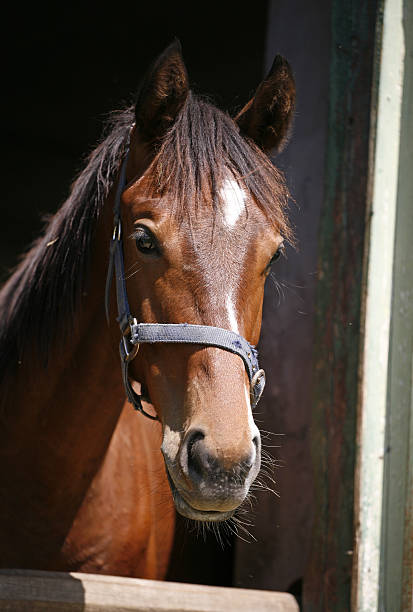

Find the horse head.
xmin=112 ymin=41 xmax=295 ymax=522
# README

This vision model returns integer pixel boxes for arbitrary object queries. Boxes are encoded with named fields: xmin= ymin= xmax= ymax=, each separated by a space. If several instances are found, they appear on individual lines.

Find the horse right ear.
xmin=235 ymin=55 xmax=295 ymax=154
xmin=135 ymin=40 xmax=189 ymax=144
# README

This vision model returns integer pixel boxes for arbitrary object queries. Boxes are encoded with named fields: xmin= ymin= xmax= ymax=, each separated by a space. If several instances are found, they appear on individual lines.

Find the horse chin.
xmin=165 ymin=468 xmax=236 ymax=523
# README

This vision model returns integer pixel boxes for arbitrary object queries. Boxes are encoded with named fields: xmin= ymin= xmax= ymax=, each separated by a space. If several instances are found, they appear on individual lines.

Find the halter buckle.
xmin=112 ymin=220 xmax=121 ymax=241
xmin=121 ymin=317 xmax=140 ymax=363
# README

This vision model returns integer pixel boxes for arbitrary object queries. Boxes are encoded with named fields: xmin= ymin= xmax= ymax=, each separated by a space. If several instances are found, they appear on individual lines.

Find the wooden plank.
xmin=302 ymin=1 xmax=381 ymax=610
xmin=0 ymin=569 xmax=299 ymax=612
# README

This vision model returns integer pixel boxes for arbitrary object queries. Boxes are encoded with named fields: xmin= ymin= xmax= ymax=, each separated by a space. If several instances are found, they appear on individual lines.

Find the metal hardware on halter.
xmin=105 ymin=135 xmax=266 ymax=420
xmin=121 ymin=318 xmax=140 ymax=363
xmin=113 ymin=221 xmax=121 ymax=242
xmin=250 ymin=368 xmax=266 ymax=406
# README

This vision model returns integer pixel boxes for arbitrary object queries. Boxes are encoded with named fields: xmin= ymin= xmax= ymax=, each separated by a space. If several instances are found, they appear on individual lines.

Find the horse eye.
xmin=270 ymin=244 xmax=285 ymax=264
xmin=134 ymin=227 xmax=158 ymax=255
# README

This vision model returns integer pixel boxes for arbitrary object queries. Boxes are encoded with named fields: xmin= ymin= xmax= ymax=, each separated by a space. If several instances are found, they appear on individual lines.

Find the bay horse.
xmin=0 ymin=41 xmax=295 ymax=579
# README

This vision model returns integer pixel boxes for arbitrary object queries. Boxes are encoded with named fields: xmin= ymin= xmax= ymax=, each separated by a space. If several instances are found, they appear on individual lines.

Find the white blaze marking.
xmin=226 ymin=295 xmax=239 ymax=334
xmin=220 ymin=178 xmax=246 ymax=227
xmin=245 ymin=382 xmax=260 ymax=442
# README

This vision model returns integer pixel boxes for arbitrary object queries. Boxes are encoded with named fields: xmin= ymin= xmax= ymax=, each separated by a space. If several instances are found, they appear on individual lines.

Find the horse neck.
xmin=1 ymin=198 xmax=125 ymax=500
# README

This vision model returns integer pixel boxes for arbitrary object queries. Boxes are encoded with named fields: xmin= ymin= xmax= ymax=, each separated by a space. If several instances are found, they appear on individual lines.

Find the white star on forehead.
xmin=220 ymin=178 xmax=246 ymax=227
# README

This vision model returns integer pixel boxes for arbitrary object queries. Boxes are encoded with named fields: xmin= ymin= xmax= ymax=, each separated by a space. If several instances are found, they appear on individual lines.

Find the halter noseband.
xmin=105 ymin=139 xmax=266 ymax=420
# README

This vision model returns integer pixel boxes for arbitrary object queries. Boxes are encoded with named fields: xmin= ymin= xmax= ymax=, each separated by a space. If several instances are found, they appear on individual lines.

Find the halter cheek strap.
xmin=105 ymin=143 xmax=266 ymax=420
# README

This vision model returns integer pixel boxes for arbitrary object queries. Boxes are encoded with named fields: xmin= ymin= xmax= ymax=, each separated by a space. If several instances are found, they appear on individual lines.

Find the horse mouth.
xmin=165 ymin=468 xmax=235 ymax=523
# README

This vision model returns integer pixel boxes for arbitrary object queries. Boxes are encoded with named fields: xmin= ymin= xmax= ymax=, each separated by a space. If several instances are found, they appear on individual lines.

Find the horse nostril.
xmin=188 ymin=430 xmax=211 ymax=481
xmin=239 ymin=434 xmax=259 ymax=470
xmin=179 ymin=429 xmax=206 ymax=478
xmin=252 ymin=433 xmax=261 ymax=452
xmin=180 ymin=429 xmax=260 ymax=483
xmin=186 ymin=429 xmax=205 ymax=452
xmin=243 ymin=437 xmax=259 ymax=469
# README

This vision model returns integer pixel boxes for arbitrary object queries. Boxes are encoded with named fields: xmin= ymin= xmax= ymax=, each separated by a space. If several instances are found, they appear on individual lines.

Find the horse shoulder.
xmin=60 ymin=402 xmax=174 ymax=579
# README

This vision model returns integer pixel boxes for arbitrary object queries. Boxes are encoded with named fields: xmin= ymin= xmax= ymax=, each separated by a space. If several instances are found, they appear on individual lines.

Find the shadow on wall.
xmin=233 ymin=0 xmax=330 ymax=594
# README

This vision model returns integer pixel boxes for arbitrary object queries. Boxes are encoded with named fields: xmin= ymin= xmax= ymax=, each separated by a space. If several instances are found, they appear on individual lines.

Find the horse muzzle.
xmin=162 ymin=427 xmax=261 ymax=522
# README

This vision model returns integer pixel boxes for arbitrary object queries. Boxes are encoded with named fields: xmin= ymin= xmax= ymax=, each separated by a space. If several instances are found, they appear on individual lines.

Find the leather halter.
xmin=105 ymin=137 xmax=266 ymax=420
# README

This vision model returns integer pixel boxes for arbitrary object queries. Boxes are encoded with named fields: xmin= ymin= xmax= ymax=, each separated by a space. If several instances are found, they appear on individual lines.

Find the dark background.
xmin=1 ymin=1 xmax=331 ymax=603
xmin=1 ymin=4 xmax=267 ymax=277
xmin=1 ymin=0 xmax=269 ymax=589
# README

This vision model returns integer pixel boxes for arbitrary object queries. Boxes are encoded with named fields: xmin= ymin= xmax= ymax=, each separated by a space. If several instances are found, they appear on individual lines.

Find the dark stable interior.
xmin=2 ymin=3 xmax=332 ymax=604
xmin=1 ymin=2 xmax=269 ymax=588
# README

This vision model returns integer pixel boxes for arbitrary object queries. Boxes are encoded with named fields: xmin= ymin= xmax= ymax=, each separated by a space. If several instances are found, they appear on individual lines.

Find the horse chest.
xmin=58 ymin=404 xmax=175 ymax=579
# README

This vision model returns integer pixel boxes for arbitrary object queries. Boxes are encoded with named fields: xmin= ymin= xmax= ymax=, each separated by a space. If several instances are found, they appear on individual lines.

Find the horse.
xmin=0 ymin=41 xmax=295 ymax=579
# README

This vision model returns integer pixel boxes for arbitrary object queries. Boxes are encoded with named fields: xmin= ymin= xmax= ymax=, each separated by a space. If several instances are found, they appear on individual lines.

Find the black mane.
xmin=0 ymin=107 xmax=134 ymax=383
xmin=0 ymin=94 xmax=291 ymax=386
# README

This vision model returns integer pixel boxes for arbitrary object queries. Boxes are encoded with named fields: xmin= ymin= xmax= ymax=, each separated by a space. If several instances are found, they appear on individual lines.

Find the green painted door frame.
xmin=303 ymin=0 xmax=413 ymax=609
xmin=355 ymin=0 xmax=413 ymax=610
xmin=303 ymin=1 xmax=381 ymax=608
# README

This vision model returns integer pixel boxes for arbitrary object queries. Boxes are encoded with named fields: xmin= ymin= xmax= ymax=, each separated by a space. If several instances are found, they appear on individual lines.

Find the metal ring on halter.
xmin=250 ymin=368 xmax=266 ymax=406
xmin=121 ymin=318 xmax=140 ymax=363
xmin=113 ymin=221 xmax=121 ymax=242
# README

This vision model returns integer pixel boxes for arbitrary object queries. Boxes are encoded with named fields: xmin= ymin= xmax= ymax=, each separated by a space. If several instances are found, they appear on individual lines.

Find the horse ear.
xmin=135 ymin=39 xmax=189 ymax=143
xmin=235 ymin=55 xmax=295 ymax=154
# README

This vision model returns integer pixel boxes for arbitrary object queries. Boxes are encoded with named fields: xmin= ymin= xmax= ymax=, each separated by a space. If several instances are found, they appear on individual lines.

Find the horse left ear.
xmin=135 ymin=39 xmax=189 ymax=143
xmin=235 ymin=55 xmax=295 ymax=154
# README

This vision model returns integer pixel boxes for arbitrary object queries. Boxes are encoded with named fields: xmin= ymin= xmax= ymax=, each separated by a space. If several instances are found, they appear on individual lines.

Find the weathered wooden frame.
xmin=303 ymin=1 xmax=381 ymax=608
xmin=0 ymin=569 xmax=298 ymax=612
xmin=303 ymin=0 xmax=413 ymax=609
xmin=354 ymin=0 xmax=413 ymax=609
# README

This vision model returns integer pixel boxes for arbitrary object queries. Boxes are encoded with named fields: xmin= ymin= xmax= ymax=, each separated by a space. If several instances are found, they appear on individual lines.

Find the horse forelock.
xmin=144 ymin=92 xmax=292 ymax=238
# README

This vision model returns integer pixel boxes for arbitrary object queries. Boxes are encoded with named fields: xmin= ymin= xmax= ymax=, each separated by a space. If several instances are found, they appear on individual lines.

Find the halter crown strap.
xmin=105 ymin=153 xmax=132 ymax=331
xmin=105 ymin=141 xmax=266 ymax=419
